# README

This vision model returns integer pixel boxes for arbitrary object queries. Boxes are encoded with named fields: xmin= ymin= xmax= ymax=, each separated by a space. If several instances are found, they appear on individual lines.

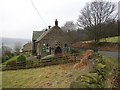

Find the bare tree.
xmin=14 ymin=43 xmax=21 ymax=54
xmin=2 ymin=43 xmax=14 ymax=63
xmin=61 ymin=21 xmax=77 ymax=32
xmin=118 ymin=1 xmax=120 ymax=21
xmin=2 ymin=43 xmax=12 ymax=55
xmin=77 ymin=0 xmax=116 ymax=42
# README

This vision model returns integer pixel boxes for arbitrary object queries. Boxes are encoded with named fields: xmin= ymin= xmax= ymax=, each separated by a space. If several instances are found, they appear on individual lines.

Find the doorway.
xmin=54 ymin=46 xmax=62 ymax=56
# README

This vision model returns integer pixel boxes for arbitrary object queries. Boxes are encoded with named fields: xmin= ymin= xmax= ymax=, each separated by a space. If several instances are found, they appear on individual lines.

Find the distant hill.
xmin=0 ymin=37 xmax=31 ymax=49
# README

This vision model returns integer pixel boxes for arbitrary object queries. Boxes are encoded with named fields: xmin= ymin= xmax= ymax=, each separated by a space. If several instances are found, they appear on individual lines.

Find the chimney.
xmin=55 ymin=19 xmax=58 ymax=26
xmin=48 ymin=25 xmax=51 ymax=29
xmin=45 ymin=29 xmax=47 ymax=31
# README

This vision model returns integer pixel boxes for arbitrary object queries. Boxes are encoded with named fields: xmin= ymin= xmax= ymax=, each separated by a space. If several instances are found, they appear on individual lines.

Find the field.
xmin=100 ymin=36 xmax=120 ymax=43
xmin=2 ymin=63 xmax=90 ymax=88
xmin=81 ymin=36 xmax=120 ymax=43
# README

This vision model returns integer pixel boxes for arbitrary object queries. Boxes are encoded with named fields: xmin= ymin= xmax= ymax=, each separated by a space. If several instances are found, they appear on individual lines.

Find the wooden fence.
xmin=2 ymin=55 xmax=78 ymax=71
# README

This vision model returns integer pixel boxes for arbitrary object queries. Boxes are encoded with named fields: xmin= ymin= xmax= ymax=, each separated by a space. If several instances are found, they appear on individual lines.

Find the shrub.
xmin=77 ymin=73 xmax=101 ymax=84
xmin=17 ymin=55 xmax=26 ymax=62
xmin=91 ymin=53 xmax=107 ymax=80
xmin=16 ymin=55 xmax=26 ymax=67
xmin=70 ymin=73 xmax=103 ymax=88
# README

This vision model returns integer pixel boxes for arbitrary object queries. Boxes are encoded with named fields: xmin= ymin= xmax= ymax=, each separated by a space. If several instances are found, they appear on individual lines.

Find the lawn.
xmin=2 ymin=63 xmax=90 ymax=88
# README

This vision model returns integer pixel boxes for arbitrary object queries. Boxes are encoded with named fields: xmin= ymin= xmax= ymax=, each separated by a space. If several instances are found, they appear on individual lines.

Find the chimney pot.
xmin=55 ymin=19 xmax=58 ymax=26
xmin=48 ymin=25 xmax=51 ymax=29
xmin=45 ymin=29 xmax=47 ymax=31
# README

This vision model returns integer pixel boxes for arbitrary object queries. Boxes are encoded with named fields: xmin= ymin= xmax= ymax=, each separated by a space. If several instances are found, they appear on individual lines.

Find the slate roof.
xmin=32 ymin=31 xmax=45 ymax=41
xmin=36 ymin=26 xmax=62 ymax=42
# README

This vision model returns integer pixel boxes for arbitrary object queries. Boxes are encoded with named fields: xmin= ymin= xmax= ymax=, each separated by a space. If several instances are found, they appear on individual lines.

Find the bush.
xmin=92 ymin=63 xmax=106 ymax=74
xmin=16 ymin=55 xmax=26 ymax=67
xmin=70 ymin=73 xmax=103 ymax=88
xmin=17 ymin=55 xmax=26 ymax=62
xmin=91 ymin=53 xmax=107 ymax=80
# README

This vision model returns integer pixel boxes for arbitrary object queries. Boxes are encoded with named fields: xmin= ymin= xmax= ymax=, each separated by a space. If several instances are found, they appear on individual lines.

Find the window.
xmin=46 ymin=44 xmax=49 ymax=47
xmin=64 ymin=44 xmax=67 ymax=47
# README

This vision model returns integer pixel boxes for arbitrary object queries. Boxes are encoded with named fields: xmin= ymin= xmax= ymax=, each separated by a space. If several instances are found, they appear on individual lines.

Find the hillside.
xmin=0 ymin=37 xmax=31 ymax=49
xmin=72 ymin=36 xmax=119 ymax=52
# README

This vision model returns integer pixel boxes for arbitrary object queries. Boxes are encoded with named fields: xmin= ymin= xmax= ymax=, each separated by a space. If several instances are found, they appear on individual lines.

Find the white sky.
xmin=0 ymin=0 xmax=119 ymax=39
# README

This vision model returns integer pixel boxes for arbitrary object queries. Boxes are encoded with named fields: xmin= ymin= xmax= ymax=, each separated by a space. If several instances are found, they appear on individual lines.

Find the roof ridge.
xmin=36 ymin=26 xmax=61 ymax=42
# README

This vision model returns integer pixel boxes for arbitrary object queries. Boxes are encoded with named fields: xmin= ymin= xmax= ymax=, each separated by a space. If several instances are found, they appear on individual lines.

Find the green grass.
xmin=2 ymin=63 xmax=90 ymax=88
xmin=81 ymin=36 xmax=120 ymax=43
xmin=2 ymin=56 xmax=19 ymax=65
xmin=103 ymin=56 xmax=118 ymax=88
xmin=100 ymin=36 xmax=120 ymax=43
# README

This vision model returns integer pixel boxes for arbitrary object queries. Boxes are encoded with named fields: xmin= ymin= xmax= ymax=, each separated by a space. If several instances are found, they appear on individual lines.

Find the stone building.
xmin=22 ymin=42 xmax=32 ymax=52
xmin=32 ymin=31 xmax=45 ymax=55
xmin=32 ymin=19 xmax=73 ymax=58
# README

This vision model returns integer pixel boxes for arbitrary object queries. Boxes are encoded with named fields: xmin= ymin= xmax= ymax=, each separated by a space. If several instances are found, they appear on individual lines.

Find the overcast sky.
xmin=0 ymin=0 xmax=119 ymax=39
